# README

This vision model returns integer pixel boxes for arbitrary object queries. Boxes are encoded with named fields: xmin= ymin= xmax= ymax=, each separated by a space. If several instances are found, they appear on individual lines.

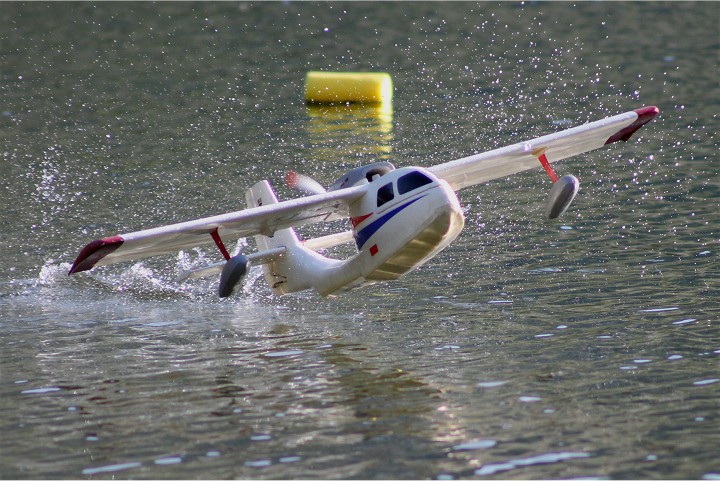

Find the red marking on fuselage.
xmin=351 ymin=213 xmax=373 ymax=228
xmin=369 ymin=244 xmax=379 ymax=256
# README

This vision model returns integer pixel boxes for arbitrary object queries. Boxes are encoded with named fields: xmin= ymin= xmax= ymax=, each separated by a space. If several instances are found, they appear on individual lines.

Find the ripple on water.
xmin=672 ymin=318 xmax=697 ymax=326
xmin=640 ymin=307 xmax=679 ymax=313
xmin=81 ymin=462 xmax=142 ymax=476
xmin=452 ymin=439 xmax=497 ymax=451
xmin=519 ymin=396 xmax=542 ymax=403
xmin=154 ymin=456 xmax=182 ymax=465
xmin=263 ymin=350 xmax=304 ymax=358
xmin=21 ymin=386 xmax=61 ymax=394
xmin=477 ymin=381 xmax=508 ymax=388
xmin=474 ymin=451 xmax=591 ymax=476
xmin=279 ymin=456 xmax=301 ymax=463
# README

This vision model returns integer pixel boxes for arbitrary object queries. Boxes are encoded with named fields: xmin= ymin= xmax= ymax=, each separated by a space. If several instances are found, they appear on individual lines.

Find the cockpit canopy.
xmin=327 ymin=162 xmax=395 ymax=192
xmin=376 ymin=170 xmax=434 ymax=207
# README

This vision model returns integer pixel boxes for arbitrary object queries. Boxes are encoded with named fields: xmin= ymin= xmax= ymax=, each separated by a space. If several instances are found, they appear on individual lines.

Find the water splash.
xmin=35 ymin=260 xmax=73 ymax=286
xmin=32 ymin=235 xmax=274 ymax=304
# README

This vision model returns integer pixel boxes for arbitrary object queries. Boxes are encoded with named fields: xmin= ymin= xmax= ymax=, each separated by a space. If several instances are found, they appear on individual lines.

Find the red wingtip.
xmin=68 ymin=236 xmax=124 ymax=275
xmin=605 ymin=106 xmax=660 ymax=144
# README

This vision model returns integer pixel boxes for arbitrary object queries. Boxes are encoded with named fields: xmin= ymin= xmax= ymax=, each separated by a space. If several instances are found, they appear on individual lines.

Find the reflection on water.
xmin=2 ymin=1 xmax=719 ymax=480
xmin=306 ymin=102 xmax=394 ymax=165
xmin=2 ymin=285 xmax=460 ymax=478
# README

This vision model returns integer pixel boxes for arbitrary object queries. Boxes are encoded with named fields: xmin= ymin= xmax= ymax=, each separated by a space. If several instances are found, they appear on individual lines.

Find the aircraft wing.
xmin=429 ymin=106 xmax=659 ymax=191
xmin=69 ymin=184 xmax=365 ymax=274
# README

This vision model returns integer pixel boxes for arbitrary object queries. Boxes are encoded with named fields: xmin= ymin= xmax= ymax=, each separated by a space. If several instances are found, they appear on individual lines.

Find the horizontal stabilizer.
xmin=176 ymin=230 xmax=355 ymax=282
xmin=302 ymin=230 xmax=355 ymax=251
xmin=177 ymin=247 xmax=286 ymax=282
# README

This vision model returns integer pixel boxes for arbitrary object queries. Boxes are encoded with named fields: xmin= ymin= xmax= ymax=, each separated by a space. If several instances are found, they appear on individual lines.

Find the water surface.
xmin=1 ymin=3 xmax=718 ymax=479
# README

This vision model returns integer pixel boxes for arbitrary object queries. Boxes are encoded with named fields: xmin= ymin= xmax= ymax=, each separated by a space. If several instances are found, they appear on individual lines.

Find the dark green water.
xmin=1 ymin=2 xmax=718 ymax=479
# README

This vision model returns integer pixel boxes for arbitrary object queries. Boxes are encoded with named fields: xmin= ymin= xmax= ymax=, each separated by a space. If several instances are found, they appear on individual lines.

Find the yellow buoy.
xmin=305 ymin=71 xmax=393 ymax=104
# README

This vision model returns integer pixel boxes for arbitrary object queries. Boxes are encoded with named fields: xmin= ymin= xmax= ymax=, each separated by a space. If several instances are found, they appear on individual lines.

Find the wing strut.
xmin=210 ymin=228 xmax=231 ymax=261
xmin=532 ymin=147 xmax=580 ymax=219
xmin=534 ymin=147 xmax=558 ymax=183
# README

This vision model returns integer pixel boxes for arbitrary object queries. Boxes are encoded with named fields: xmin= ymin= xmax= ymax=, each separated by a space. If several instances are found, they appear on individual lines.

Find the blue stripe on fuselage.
xmin=355 ymin=195 xmax=428 ymax=250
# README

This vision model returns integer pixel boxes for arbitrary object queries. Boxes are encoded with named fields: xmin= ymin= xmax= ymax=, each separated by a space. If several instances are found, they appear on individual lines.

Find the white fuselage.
xmin=254 ymin=167 xmax=465 ymax=297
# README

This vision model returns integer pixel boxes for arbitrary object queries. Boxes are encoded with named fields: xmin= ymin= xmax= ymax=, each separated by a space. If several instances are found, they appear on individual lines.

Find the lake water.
xmin=1 ymin=2 xmax=718 ymax=479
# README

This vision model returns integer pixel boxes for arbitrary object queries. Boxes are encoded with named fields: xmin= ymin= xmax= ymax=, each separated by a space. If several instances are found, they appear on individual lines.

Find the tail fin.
xmin=245 ymin=180 xmax=301 ymax=251
xmin=244 ymin=180 xmax=343 ymax=296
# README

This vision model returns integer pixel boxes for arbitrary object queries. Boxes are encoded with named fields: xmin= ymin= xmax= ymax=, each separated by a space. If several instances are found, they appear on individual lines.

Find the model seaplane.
xmin=69 ymin=106 xmax=659 ymax=298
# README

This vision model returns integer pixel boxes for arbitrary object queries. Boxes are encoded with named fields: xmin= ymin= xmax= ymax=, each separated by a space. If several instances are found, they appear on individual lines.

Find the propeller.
xmin=285 ymin=162 xmax=396 ymax=196
xmin=285 ymin=171 xmax=327 ymax=196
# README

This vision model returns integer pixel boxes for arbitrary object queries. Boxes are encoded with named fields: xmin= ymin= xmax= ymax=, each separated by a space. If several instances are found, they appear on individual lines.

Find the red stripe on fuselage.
xmin=351 ymin=213 xmax=373 ymax=228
